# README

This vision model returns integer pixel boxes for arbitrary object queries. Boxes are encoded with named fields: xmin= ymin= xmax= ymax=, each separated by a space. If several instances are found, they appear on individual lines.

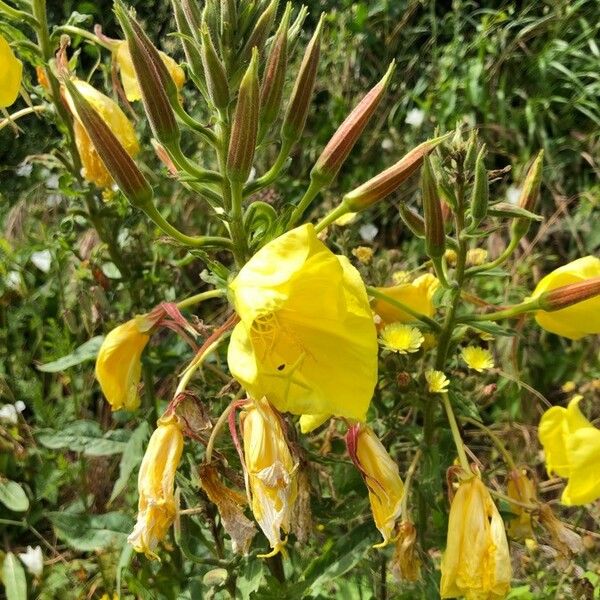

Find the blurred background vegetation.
xmin=1 ymin=0 xmax=599 ymax=598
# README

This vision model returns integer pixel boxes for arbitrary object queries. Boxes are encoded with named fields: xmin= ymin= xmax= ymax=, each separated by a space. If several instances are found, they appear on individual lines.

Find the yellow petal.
xmin=538 ymin=406 xmax=570 ymax=477
xmin=0 ymin=34 xmax=22 ymax=108
xmin=299 ymin=413 xmax=330 ymax=433
xmin=562 ymin=427 xmax=600 ymax=505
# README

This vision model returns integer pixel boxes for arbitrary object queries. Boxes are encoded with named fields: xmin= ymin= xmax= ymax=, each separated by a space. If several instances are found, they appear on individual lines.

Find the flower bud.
xmin=171 ymin=0 xmax=204 ymax=80
xmin=238 ymin=0 xmax=278 ymax=71
xmin=0 ymin=33 xmax=22 ymax=108
xmin=259 ymin=3 xmax=291 ymax=136
xmin=179 ymin=0 xmax=203 ymax=43
xmin=202 ymin=0 xmax=221 ymax=46
xmin=281 ymin=14 xmax=324 ymax=144
xmin=347 ymin=424 xmax=404 ymax=547
xmin=115 ymin=3 xmax=180 ymax=147
xmin=511 ymin=150 xmax=544 ymax=239
xmin=227 ymin=49 xmax=260 ymax=182
xmin=537 ymin=276 xmax=600 ymax=313
xmin=470 ymin=145 xmax=488 ymax=227
xmin=311 ymin=61 xmax=395 ymax=187
xmin=62 ymin=78 xmax=152 ymax=205
xmin=200 ymin=23 xmax=230 ymax=110
xmin=399 ymin=205 xmax=425 ymax=238
xmin=128 ymin=415 xmax=184 ymax=559
xmin=343 ymin=134 xmax=448 ymax=212
xmin=421 ymin=157 xmax=445 ymax=259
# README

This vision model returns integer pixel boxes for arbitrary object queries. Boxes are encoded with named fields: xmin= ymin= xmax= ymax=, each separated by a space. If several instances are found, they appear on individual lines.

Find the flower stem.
xmin=0 ymin=105 xmax=46 ymax=131
xmin=441 ymin=394 xmax=470 ymax=473
xmin=289 ymin=178 xmax=324 ymax=227
xmin=244 ymin=139 xmax=294 ymax=196
xmin=177 ymin=289 xmax=226 ymax=310
xmin=205 ymin=400 xmax=237 ymax=463
xmin=466 ymin=235 xmax=520 ymax=275
xmin=457 ymin=298 xmax=540 ymax=323
xmin=460 ymin=416 xmax=516 ymax=470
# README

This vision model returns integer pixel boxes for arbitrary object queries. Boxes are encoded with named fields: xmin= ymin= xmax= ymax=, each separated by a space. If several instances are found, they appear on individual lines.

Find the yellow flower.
xmin=128 ymin=414 xmax=184 ymax=558
xmin=425 ymin=369 xmax=449 ymax=394
xmin=0 ymin=34 xmax=22 ymax=108
xmin=373 ymin=273 xmax=439 ymax=325
xmin=506 ymin=469 xmax=537 ymax=540
xmin=64 ymin=80 xmax=139 ymax=188
xmin=466 ymin=248 xmax=488 ymax=266
xmin=115 ymin=40 xmax=185 ymax=102
xmin=391 ymin=270 xmax=411 ymax=285
xmin=379 ymin=323 xmax=423 ymax=354
xmin=348 ymin=424 xmax=404 ymax=547
xmin=538 ymin=396 xmax=600 ymax=505
xmin=561 ymin=381 xmax=576 ymax=393
xmin=461 ymin=346 xmax=494 ymax=372
xmin=240 ymin=397 xmax=298 ymax=557
xmin=441 ymin=477 xmax=512 ymax=600
xmin=227 ymin=224 xmax=378 ymax=432
xmin=530 ymin=256 xmax=600 ymax=339
xmin=95 ymin=317 xmax=151 ymax=411
xmin=352 ymin=245 xmax=374 ymax=264
xmin=444 ymin=249 xmax=458 ymax=267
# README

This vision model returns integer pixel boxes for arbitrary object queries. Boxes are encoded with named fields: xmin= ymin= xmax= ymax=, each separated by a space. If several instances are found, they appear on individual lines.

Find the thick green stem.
xmin=442 ymin=394 xmax=470 ymax=472
xmin=466 ymin=235 xmax=520 ymax=275
xmin=314 ymin=201 xmax=349 ymax=233
xmin=177 ymin=289 xmax=226 ymax=310
xmin=289 ymin=178 xmax=325 ymax=227
xmin=229 ymin=181 xmax=249 ymax=265
xmin=457 ymin=298 xmax=540 ymax=323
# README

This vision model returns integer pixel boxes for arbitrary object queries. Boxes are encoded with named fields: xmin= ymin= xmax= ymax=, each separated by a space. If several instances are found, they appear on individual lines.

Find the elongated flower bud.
xmin=227 ymin=49 xmax=260 ymax=182
xmin=311 ymin=61 xmax=395 ymax=187
xmin=62 ymin=78 xmax=152 ymax=207
xmin=422 ymin=157 xmax=445 ymax=258
xmin=200 ymin=23 xmax=230 ymax=110
xmin=537 ymin=276 xmax=600 ymax=312
xmin=115 ymin=3 xmax=180 ymax=147
xmin=259 ymin=3 xmax=291 ymax=135
xmin=172 ymin=0 xmax=204 ymax=79
xmin=511 ymin=150 xmax=544 ymax=239
xmin=399 ymin=205 xmax=425 ymax=238
xmin=281 ymin=14 xmax=324 ymax=144
xmin=342 ymin=134 xmax=449 ymax=212
xmin=238 ymin=0 xmax=278 ymax=68
xmin=180 ymin=0 xmax=203 ymax=42
xmin=202 ymin=0 xmax=221 ymax=45
xmin=470 ymin=145 xmax=488 ymax=227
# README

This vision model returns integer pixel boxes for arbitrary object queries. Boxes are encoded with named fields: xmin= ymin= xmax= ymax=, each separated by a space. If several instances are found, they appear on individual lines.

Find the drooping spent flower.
xmin=506 ymin=468 xmax=537 ymax=540
xmin=391 ymin=520 xmax=421 ymax=582
xmin=227 ymin=224 xmax=378 ymax=432
xmin=461 ymin=346 xmax=494 ymax=372
xmin=379 ymin=323 xmax=424 ymax=354
xmin=128 ymin=414 xmax=184 ymax=558
xmin=0 ymin=34 xmax=22 ymax=108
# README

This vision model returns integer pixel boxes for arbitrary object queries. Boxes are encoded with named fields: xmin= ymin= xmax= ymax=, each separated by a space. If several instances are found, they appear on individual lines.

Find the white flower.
xmin=16 ymin=162 xmax=33 ymax=177
xmin=0 ymin=404 xmax=19 ymax=424
xmin=18 ymin=546 xmax=44 ymax=578
xmin=31 ymin=250 xmax=52 ymax=273
xmin=506 ymin=185 xmax=521 ymax=205
xmin=15 ymin=401 xmax=26 ymax=413
xmin=405 ymin=108 xmax=425 ymax=128
xmin=46 ymin=174 xmax=60 ymax=189
xmin=381 ymin=138 xmax=393 ymax=151
xmin=46 ymin=193 xmax=62 ymax=208
xmin=359 ymin=223 xmax=378 ymax=242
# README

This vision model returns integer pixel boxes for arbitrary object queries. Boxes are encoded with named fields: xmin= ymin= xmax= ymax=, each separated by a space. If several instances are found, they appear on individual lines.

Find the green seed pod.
xmin=399 ymin=205 xmax=425 ymax=239
xmin=470 ymin=145 xmax=489 ymax=227
xmin=200 ymin=23 xmax=230 ymax=110
xmin=227 ymin=49 xmax=260 ymax=182
xmin=463 ymin=129 xmax=478 ymax=172
xmin=421 ymin=157 xmax=445 ymax=259
xmin=510 ymin=150 xmax=544 ymax=239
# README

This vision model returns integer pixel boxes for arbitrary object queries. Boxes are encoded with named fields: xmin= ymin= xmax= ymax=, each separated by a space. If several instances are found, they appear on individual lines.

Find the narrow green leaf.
xmin=37 ymin=336 xmax=104 ymax=372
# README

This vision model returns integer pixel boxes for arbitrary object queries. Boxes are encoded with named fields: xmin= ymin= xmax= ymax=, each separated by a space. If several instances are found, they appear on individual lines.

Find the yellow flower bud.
xmin=352 ymin=246 xmax=374 ymax=264
xmin=441 ymin=477 xmax=511 ymax=599
xmin=348 ymin=424 xmax=404 ymax=547
xmin=0 ymin=34 xmax=22 ymax=108
xmin=538 ymin=395 xmax=600 ymax=505
xmin=466 ymin=248 xmax=488 ymax=266
xmin=95 ymin=317 xmax=151 ymax=411
xmin=240 ymin=397 xmax=298 ymax=557
xmin=128 ymin=415 xmax=184 ymax=558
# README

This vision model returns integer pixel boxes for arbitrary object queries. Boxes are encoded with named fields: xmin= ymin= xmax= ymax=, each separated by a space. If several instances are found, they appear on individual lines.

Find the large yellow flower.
xmin=538 ymin=396 xmax=600 ymax=505
xmin=441 ymin=476 xmax=512 ymax=600
xmin=372 ymin=273 xmax=439 ymax=325
xmin=227 ymin=224 xmax=378 ymax=432
xmin=240 ymin=397 xmax=297 ymax=557
xmin=128 ymin=414 xmax=183 ymax=558
xmin=531 ymin=256 xmax=600 ymax=339
xmin=64 ymin=80 xmax=139 ymax=188
xmin=114 ymin=41 xmax=185 ymax=102
xmin=0 ymin=34 xmax=22 ymax=108
xmin=95 ymin=317 xmax=151 ymax=411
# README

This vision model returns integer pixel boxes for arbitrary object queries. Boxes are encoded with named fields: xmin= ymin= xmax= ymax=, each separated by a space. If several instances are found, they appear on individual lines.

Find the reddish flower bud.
xmin=537 ymin=276 xmax=600 ymax=312
xmin=200 ymin=22 xmax=230 ymax=110
xmin=511 ymin=150 xmax=544 ymax=239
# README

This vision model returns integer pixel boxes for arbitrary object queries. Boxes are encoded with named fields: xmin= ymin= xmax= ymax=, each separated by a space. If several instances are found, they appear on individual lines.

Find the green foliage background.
xmin=1 ymin=0 xmax=599 ymax=598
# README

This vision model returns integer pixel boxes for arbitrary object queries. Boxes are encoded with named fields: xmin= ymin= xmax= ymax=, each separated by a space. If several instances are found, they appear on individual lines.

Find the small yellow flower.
xmin=391 ymin=270 xmax=411 ymax=285
xmin=0 ymin=34 xmax=22 ymax=108
xmin=461 ymin=346 xmax=494 ymax=372
xmin=352 ymin=246 xmax=374 ymax=264
xmin=379 ymin=323 xmax=423 ymax=354
xmin=466 ymin=248 xmax=488 ymax=266
xmin=241 ymin=397 xmax=298 ymax=557
xmin=530 ymin=255 xmax=600 ymax=340
xmin=441 ymin=476 xmax=512 ymax=599
xmin=538 ymin=396 xmax=600 ymax=505
xmin=95 ymin=317 xmax=152 ymax=411
xmin=128 ymin=414 xmax=184 ymax=558
xmin=373 ymin=273 xmax=439 ymax=325
xmin=348 ymin=424 xmax=404 ymax=547
xmin=115 ymin=40 xmax=185 ymax=102
xmin=425 ymin=369 xmax=449 ymax=394
xmin=422 ymin=332 xmax=437 ymax=350
xmin=561 ymin=381 xmax=576 ymax=393
xmin=444 ymin=249 xmax=458 ymax=267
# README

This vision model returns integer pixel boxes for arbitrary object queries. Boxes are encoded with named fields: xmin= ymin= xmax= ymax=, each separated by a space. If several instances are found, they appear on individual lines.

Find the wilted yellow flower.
xmin=115 ymin=40 xmax=185 ymax=102
xmin=530 ymin=256 xmax=600 ymax=339
xmin=64 ymin=80 xmax=139 ymax=188
xmin=538 ymin=395 xmax=600 ymax=505
xmin=461 ymin=346 xmax=494 ymax=372
xmin=441 ymin=476 xmax=512 ymax=600
xmin=0 ymin=34 xmax=22 ymax=108
xmin=95 ymin=317 xmax=151 ymax=411
xmin=467 ymin=248 xmax=488 ymax=266
xmin=227 ymin=224 xmax=378 ymax=432
xmin=240 ymin=397 xmax=298 ymax=557
xmin=425 ymin=369 xmax=449 ymax=394
xmin=373 ymin=273 xmax=439 ymax=325
xmin=379 ymin=323 xmax=423 ymax=354
xmin=506 ymin=469 xmax=537 ymax=540
xmin=128 ymin=414 xmax=184 ymax=558
xmin=352 ymin=245 xmax=374 ymax=264
xmin=391 ymin=520 xmax=421 ymax=582
xmin=348 ymin=424 xmax=404 ymax=547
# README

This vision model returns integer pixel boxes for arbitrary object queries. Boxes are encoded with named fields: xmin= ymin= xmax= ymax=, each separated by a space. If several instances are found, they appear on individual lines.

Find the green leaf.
xmin=2 ymin=553 xmax=27 ymax=600
xmin=466 ymin=321 xmax=515 ymax=337
xmin=47 ymin=511 xmax=133 ymax=552
xmin=109 ymin=421 xmax=151 ymax=504
xmin=37 ymin=336 xmax=104 ymax=372
xmin=488 ymin=202 xmax=543 ymax=221
xmin=0 ymin=480 xmax=29 ymax=512
xmin=37 ymin=420 xmax=128 ymax=456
